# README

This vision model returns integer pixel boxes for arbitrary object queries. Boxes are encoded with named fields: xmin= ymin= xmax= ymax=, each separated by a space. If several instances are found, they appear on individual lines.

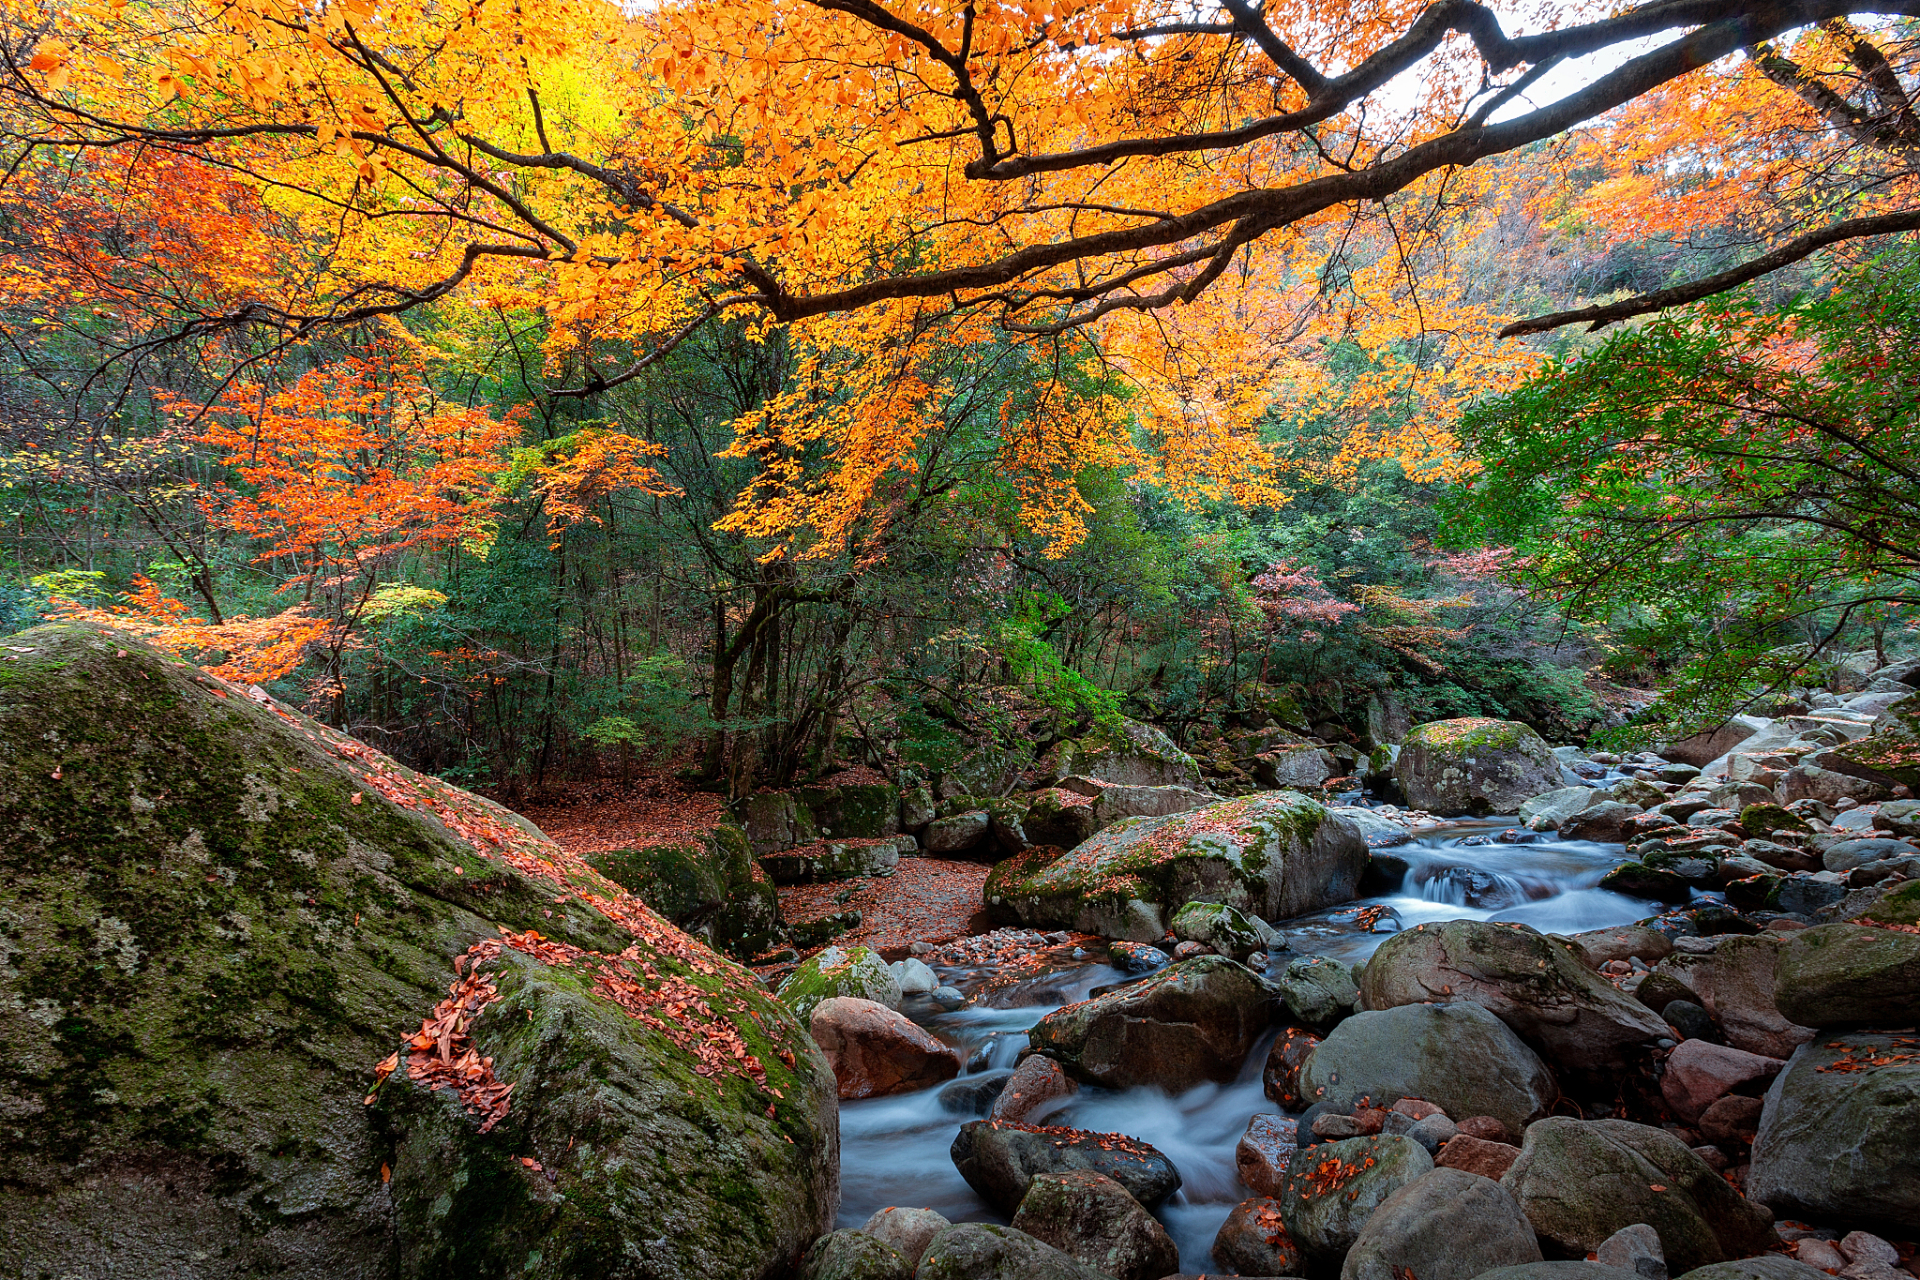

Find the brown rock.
xmin=1434 ymin=1133 xmax=1521 ymax=1179
xmin=1390 ymin=1098 xmax=1448 ymax=1121
xmin=1660 ymin=1038 xmax=1784 ymax=1123
xmin=1313 ymin=1113 xmax=1368 ymax=1140
xmin=1698 ymin=1094 xmax=1765 ymax=1147
xmin=810 ymin=996 xmax=961 ymax=1098
xmin=1456 ymin=1115 xmax=1518 ymax=1145
xmin=1235 ymin=1113 xmax=1297 ymax=1197
xmin=991 ymin=1054 xmax=1077 ymax=1124
xmin=1262 ymin=1026 xmax=1321 ymax=1110
xmin=1211 ymin=1196 xmax=1306 ymax=1277
xmin=1170 ymin=939 xmax=1210 ymax=960
xmin=1353 ymin=1106 xmax=1388 ymax=1134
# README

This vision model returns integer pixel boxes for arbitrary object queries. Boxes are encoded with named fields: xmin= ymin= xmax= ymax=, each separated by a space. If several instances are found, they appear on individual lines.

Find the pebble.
xmin=1797 ymin=1239 xmax=1847 ymax=1269
xmin=1840 ymin=1232 xmax=1900 ymax=1267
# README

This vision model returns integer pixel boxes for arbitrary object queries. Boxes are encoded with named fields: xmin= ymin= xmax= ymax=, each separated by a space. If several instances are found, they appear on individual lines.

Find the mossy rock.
xmin=1829 ymin=694 xmax=1920 ymax=788
xmin=759 ymin=839 xmax=901 ymax=886
xmin=0 ymin=623 xmax=837 ymax=1277
xmin=1600 ymin=861 xmax=1694 ymax=903
xmin=1047 ymin=718 xmax=1203 ymax=790
xmin=777 ymin=944 xmax=902 ymax=1020
xmin=585 ymin=823 xmax=778 ymax=955
xmin=985 ymin=792 xmax=1367 ymax=941
xmin=830 ymin=784 xmax=904 ymax=839
xmin=1394 ymin=718 xmax=1561 ymax=817
xmin=1740 ymin=804 xmax=1812 ymax=838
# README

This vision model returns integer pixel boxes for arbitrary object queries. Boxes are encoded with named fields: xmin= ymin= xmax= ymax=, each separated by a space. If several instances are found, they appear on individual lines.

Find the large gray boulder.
xmin=1340 ymin=1167 xmax=1543 ymax=1280
xmin=1501 ymin=1119 xmax=1776 ymax=1273
xmin=1636 ymin=937 xmax=1812 ymax=1060
xmin=914 ymin=1224 xmax=1111 ymax=1280
xmin=0 ymin=623 xmax=840 ymax=1279
xmin=1671 ymin=1261 xmax=1829 ymax=1280
xmin=1027 ymin=956 xmax=1273 ymax=1089
xmin=1520 ymin=786 xmax=1603 ymax=829
xmin=1359 ymin=920 xmax=1670 ymax=1074
xmin=800 ymin=1230 xmax=912 ymax=1280
xmin=1276 ymin=1134 xmax=1433 ymax=1263
xmin=1046 ymin=719 xmax=1204 ymax=790
xmin=1394 ymin=718 xmax=1562 ymax=816
xmin=1299 ymin=1003 xmax=1558 ymax=1134
xmin=986 ymin=792 xmax=1367 ymax=940
xmin=1773 ymin=922 xmax=1920 ymax=1028
xmin=1274 ymin=954 xmax=1360 ymax=1030
xmin=1747 ymin=1033 xmax=1920 ymax=1235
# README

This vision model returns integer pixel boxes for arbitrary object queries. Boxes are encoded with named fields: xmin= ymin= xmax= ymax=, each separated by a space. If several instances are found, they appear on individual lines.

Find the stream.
xmin=837 ymin=818 xmax=1655 ymax=1271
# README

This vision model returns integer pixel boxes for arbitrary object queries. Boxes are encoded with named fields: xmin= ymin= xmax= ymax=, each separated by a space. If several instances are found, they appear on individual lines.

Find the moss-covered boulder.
xmin=984 ymin=792 xmax=1367 ymax=942
xmin=795 ymin=783 xmax=902 ymax=840
xmin=1394 ymin=719 xmax=1562 ymax=817
xmin=743 ymin=790 xmax=820 ymax=855
xmin=1827 ymin=694 xmax=1920 ymax=789
xmin=777 ymin=944 xmax=902 ymax=1020
xmin=584 ymin=823 xmax=779 ymax=955
xmin=1027 ymin=955 xmax=1275 ymax=1089
xmin=0 ymin=623 xmax=838 ymax=1278
xmin=759 ymin=838 xmax=901 ymax=886
xmin=1046 ymin=718 xmax=1203 ymax=790
xmin=1773 ymin=922 xmax=1920 ymax=1027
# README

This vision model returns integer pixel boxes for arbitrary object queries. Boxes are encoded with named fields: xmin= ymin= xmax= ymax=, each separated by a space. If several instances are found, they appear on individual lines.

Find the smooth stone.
xmin=913 ymin=1223 xmax=1110 ymax=1280
xmin=861 ymin=1207 xmax=951 ymax=1269
xmin=1339 ymin=1166 xmax=1542 ymax=1280
xmin=1008 ymin=1171 xmax=1179 ymax=1280
xmin=949 ymin=1121 xmax=1182 ymax=1217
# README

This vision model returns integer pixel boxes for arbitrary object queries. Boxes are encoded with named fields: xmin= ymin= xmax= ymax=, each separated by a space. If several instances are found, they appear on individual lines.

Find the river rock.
xmin=914 ymin=1223 xmax=1111 ymax=1280
xmin=1642 ymin=937 xmax=1812 ymax=1058
xmin=1010 ymin=1171 xmax=1179 ymax=1280
xmin=1212 ymin=1196 xmax=1305 ymax=1276
xmin=1334 ymin=805 xmax=1415 ymax=847
xmin=1595 ymin=1224 xmax=1667 ymax=1280
xmin=989 ymin=1054 xmax=1077 ymax=1123
xmin=949 ymin=1121 xmax=1182 ymax=1216
xmin=1027 ymin=955 xmax=1274 ymax=1089
xmin=0 ymin=622 xmax=839 ymax=1280
xmin=780 ymin=944 xmax=904 ymax=1019
xmin=1263 ymin=1026 xmax=1321 ymax=1110
xmin=1698 ymin=1094 xmax=1764 ymax=1146
xmin=1340 ymin=1167 xmax=1543 ymax=1280
xmin=1564 ymin=801 xmax=1643 ymax=843
xmin=1747 ymin=1033 xmax=1920 ymax=1234
xmin=1256 ymin=744 xmax=1336 ymax=790
xmin=890 ymin=957 xmax=939 ymax=995
xmin=1659 ymin=1039 xmax=1784 ymax=1122
xmin=1023 ymin=789 xmax=1106 ymax=850
xmin=861 ymin=1207 xmax=951 ymax=1269
xmin=760 ymin=837 xmax=901 ymax=885
xmin=939 ymin=1071 xmax=1012 ymax=1115
xmin=1359 ymin=920 xmax=1671 ymax=1074
xmin=1779 ymin=765 xmax=1886 ymax=806
xmin=1571 ymin=925 xmax=1677 ymax=968
xmin=811 ymin=997 xmax=962 ymax=1099
xmin=1235 ymin=1114 xmax=1297 ymax=1196
xmin=1046 ymin=718 xmax=1203 ymax=790
xmin=1170 ymin=900 xmax=1269 ymax=960
xmin=1394 ymin=718 xmax=1563 ymax=816
xmin=986 ymin=792 xmax=1367 ymax=940
xmin=801 ymin=1229 xmax=912 ymax=1280
xmin=1298 ymin=1002 xmax=1557 ymax=1134
xmin=1773 ymin=922 xmax=1920 ymax=1026
xmin=1521 ymin=787 xmax=1603 ymax=829
xmin=1500 ymin=1118 xmax=1777 ymax=1273
xmin=1276 ymin=1133 xmax=1434 ymax=1262
xmin=1670 ymin=1260 xmax=1829 ymax=1280
xmin=1822 ymin=837 xmax=1919 ymax=872
xmin=1275 ymin=954 xmax=1360 ymax=1030
xmin=1602 ymin=862 xmax=1696 ymax=903
xmin=1435 ymin=1132 xmax=1522 ymax=1179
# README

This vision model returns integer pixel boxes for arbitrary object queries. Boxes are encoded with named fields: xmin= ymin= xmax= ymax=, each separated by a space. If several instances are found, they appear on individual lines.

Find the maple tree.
xmin=7 ymin=0 xmax=1920 ymax=558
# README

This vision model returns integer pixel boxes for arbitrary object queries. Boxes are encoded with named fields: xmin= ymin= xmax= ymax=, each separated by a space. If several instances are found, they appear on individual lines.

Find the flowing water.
xmin=835 ymin=818 xmax=1655 ymax=1271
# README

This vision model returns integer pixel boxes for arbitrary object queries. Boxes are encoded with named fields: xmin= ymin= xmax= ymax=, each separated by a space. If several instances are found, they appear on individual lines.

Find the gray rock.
xmin=1211 ymin=1196 xmax=1306 ymax=1276
xmin=949 ymin=1121 xmax=1181 ymax=1217
xmin=938 ymin=1071 xmax=1013 ymax=1115
xmin=1299 ymin=1002 xmax=1557 ymax=1134
xmin=1597 ymin=1224 xmax=1669 ymax=1280
xmin=1520 ymin=787 xmax=1603 ymax=829
xmin=1340 ymin=1167 xmax=1543 ymax=1280
xmin=779 ymin=943 xmax=904 ymax=1019
xmin=1670 ymin=1260 xmax=1831 ymax=1280
xmin=924 ymin=810 xmax=992 ymax=855
xmin=1276 ymin=1134 xmax=1433 ymax=1262
xmin=914 ymin=1223 xmax=1111 ymax=1280
xmin=1333 ymin=805 xmax=1415 ymax=847
xmin=1500 ymin=1118 xmax=1777 ymax=1273
xmin=987 ymin=792 xmax=1367 ymax=941
xmin=1255 ymin=744 xmax=1336 ymax=790
xmin=1748 ymin=1034 xmax=1920 ymax=1235
xmin=1823 ymin=838 xmax=1920 ymax=872
xmin=802 ymin=1230 xmax=912 ymax=1280
xmin=890 ymin=957 xmax=939 ymax=995
xmin=1773 ymin=922 xmax=1920 ymax=1027
xmin=1477 ymin=1268 xmax=1644 ymax=1280
xmin=1359 ymin=919 xmax=1670 ymax=1075
xmin=1170 ymin=900 xmax=1269 ymax=961
xmin=1564 ymin=801 xmax=1643 ymax=842
xmin=1664 ymin=718 xmax=1766 ymax=768
xmin=1780 ymin=766 xmax=1887 ymax=807
xmin=1394 ymin=719 xmax=1563 ymax=816
xmin=1276 ymin=954 xmax=1360 ymax=1030
xmin=1008 ymin=1171 xmax=1179 ymax=1280
xmin=861 ymin=1207 xmax=951 ymax=1269
xmin=1027 ymin=955 xmax=1274 ymax=1089
xmin=1571 ymin=925 xmax=1676 ymax=968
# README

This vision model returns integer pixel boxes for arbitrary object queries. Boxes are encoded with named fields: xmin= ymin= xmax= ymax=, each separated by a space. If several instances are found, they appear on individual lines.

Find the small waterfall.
xmin=1418 ymin=863 xmax=1531 ymax=909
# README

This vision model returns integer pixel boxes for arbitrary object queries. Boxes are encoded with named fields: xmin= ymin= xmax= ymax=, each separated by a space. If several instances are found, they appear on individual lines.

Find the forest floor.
xmin=514 ymin=771 xmax=990 ymax=959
